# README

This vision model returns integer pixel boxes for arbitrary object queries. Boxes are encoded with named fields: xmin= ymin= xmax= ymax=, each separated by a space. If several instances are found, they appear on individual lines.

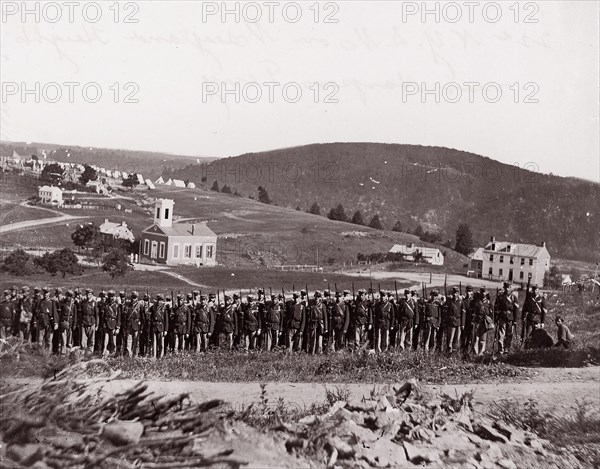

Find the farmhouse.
xmin=389 ymin=243 xmax=444 ymax=266
xmin=99 ymin=219 xmax=135 ymax=243
xmin=469 ymin=236 xmax=550 ymax=287
xmin=38 ymin=185 xmax=63 ymax=205
xmin=139 ymin=198 xmax=217 ymax=266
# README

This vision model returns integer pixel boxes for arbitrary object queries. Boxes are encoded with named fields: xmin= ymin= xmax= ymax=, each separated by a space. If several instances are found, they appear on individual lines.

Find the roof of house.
xmin=143 ymin=222 xmax=216 ymax=238
xmin=482 ymin=240 xmax=547 ymax=258
xmin=389 ymin=244 xmax=442 ymax=257
xmin=38 ymin=185 xmax=62 ymax=193
xmin=99 ymin=219 xmax=135 ymax=241
xmin=471 ymin=247 xmax=484 ymax=261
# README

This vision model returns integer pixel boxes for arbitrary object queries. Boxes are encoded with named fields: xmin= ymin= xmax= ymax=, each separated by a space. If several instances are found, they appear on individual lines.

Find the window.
xmin=156 ymin=207 xmax=160 ymax=219
xmin=144 ymin=239 xmax=149 ymax=255
xmin=489 ymin=254 xmax=494 ymax=262
xmin=510 ymin=256 xmax=514 ymax=264
xmin=151 ymin=241 xmax=158 ymax=259
xmin=159 ymin=242 xmax=165 ymax=258
xmin=499 ymin=256 xmax=504 ymax=263
xmin=164 ymin=208 xmax=169 ymax=220
xmin=195 ymin=245 xmax=203 ymax=258
xmin=529 ymin=259 xmax=533 ymax=266
xmin=521 ymin=258 xmax=525 ymax=266
xmin=499 ymin=268 xmax=503 ymax=276
xmin=520 ymin=271 xmax=524 ymax=279
xmin=206 ymin=245 xmax=214 ymax=259
xmin=488 ymin=267 xmax=493 ymax=276
xmin=184 ymin=244 xmax=192 ymax=258
xmin=173 ymin=244 xmax=179 ymax=259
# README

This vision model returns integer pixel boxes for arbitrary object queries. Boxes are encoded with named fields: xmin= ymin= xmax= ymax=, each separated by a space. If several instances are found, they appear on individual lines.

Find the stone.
xmin=358 ymin=439 xmax=407 ymax=468
xmin=285 ymin=437 xmax=307 ymax=452
xmin=472 ymin=423 xmax=509 ymax=444
xmin=498 ymin=458 xmax=517 ymax=469
xmin=485 ymin=442 xmax=503 ymax=460
xmin=403 ymin=441 xmax=441 ymax=464
xmin=326 ymin=401 xmax=347 ymax=417
xmin=31 ymin=462 xmax=52 ymax=469
xmin=327 ymin=436 xmax=355 ymax=458
xmin=456 ymin=412 xmax=474 ymax=432
xmin=40 ymin=432 xmax=84 ymax=449
xmin=7 ymin=444 xmax=44 ymax=465
xmin=331 ymin=408 xmax=353 ymax=424
xmin=335 ymin=420 xmax=380 ymax=444
xmin=299 ymin=415 xmax=318 ymax=425
xmin=101 ymin=420 xmax=144 ymax=446
xmin=347 ymin=399 xmax=377 ymax=412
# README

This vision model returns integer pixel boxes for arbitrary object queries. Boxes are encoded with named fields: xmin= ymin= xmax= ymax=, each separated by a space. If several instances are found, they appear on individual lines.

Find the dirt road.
xmin=0 ymin=202 xmax=87 ymax=234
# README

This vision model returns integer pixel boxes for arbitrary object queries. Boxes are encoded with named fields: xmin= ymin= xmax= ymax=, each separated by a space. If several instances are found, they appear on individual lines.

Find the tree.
xmin=41 ymin=163 xmax=64 ymax=184
xmin=102 ymin=248 xmax=131 ymax=278
xmin=35 ymin=248 xmax=81 ymax=278
xmin=351 ymin=210 xmax=365 ymax=225
xmin=454 ymin=223 xmax=474 ymax=255
xmin=369 ymin=214 xmax=383 ymax=230
xmin=221 ymin=185 xmax=232 ymax=194
xmin=71 ymin=223 xmax=99 ymax=250
xmin=308 ymin=202 xmax=321 ymax=215
xmin=295 ymin=205 xmax=301 ymax=211
xmin=79 ymin=164 xmax=98 ymax=185
xmin=31 ymin=154 xmax=39 ymax=161
xmin=122 ymin=174 xmax=139 ymax=189
xmin=414 ymin=225 xmax=424 ymax=238
xmin=392 ymin=221 xmax=403 ymax=232
xmin=211 ymin=180 xmax=220 ymax=192
xmin=327 ymin=204 xmax=348 ymax=222
xmin=258 ymin=186 xmax=271 ymax=204
xmin=2 ymin=249 xmax=36 ymax=276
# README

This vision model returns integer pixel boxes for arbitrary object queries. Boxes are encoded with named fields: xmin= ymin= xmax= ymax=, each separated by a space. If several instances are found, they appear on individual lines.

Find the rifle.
xmin=520 ymin=275 xmax=531 ymax=347
xmin=459 ymin=281 xmax=462 ymax=297
xmin=394 ymin=280 xmax=398 ymax=302
xmin=444 ymin=275 xmax=448 ymax=301
xmin=352 ymin=282 xmax=356 ymax=301
xmin=492 ymin=287 xmax=499 ymax=358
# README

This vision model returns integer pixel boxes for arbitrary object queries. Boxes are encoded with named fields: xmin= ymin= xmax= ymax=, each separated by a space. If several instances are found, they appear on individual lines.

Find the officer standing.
xmin=446 ymin=287 xmax=466 ymax=354
xmin=58 ymin=290 xmax=77 ymax=355
xmin=123 ymin=291 xmax=142 ymax=357
xmin=523 ymin=285 xmax=546 ymax=338
xmin=172 ymin=294 xmax=191 ymax=353
xmin=422 ymin=290 xmax=441 ymax=353
xmin=397 ymin=290 xmax=415 ymax=351
xmin=374 ymin=291 xmax=394 ymax=353
xmin=352 ymin=289 xmax=372 ymax=349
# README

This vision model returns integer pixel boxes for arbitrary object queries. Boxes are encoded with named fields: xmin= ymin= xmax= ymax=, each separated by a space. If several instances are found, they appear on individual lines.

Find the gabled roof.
xmin=483 ymin=241 xmax=546 ymax=258
xmin=471 ymin=247 xmax=484 ymax=261
xmin=143 ymin=222 xmax=216 ymax=238
xmin=389 ymin=244 xmax=442 ymax=257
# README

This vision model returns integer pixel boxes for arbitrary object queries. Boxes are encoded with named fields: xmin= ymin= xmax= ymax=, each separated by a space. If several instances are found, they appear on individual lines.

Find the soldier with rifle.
xmin=243 ymin=295 xmax=262 ymax=351
xmin=523 ymin=283 xmax=546 ymax=340
xmin=422 ymin=290 xmax=442 ymax=353
xmin=18 ymin=286 xmax=33 ymax=342
xmin=217 ymin=294 xmax=237 ymax=351
xmin=471 ymin=288 xmax=493 ymax=356
xmin=193 ymin=294 xmax=215 ymax=353
xmin=461 ymin=285 xmax=475 ymax=355
xmin=375 ymin=291 xmax=394 ymax=353
xmin=149 ymin=294 xmax=168 ymax=358
xmin=34 ymin=287 xmax=56 ymax=350
xmin=0 ymin=290 xmax=15 ymax=345
xmin=263 ymin=292 xmax=284 ymax=351
xmin=397 ymin=289 xmax=415 ymax=351
xmin=139 ymin=292 xmax=152 ymax=356
xmin=78 ymin=288 xmax=98 ymax=353
xmin=330 ymin=290 xmax=349 ymax=352
xmin=57 ymin=290 xmax=77 ymax=355
xmin=101 ymin=290 xmax=121 ymax=356
xmin=495 ymin=282 xmax=519 ymax=354
xmin=286 ymin=292 xmax=306 ymax=353
xmin=352 ymin=289 xmax=372 ymax=349
xmin=446 ymin=287 xmax=466 ymax=354
xmin=123 ymin=291 xmax=142 ymax=357
xmin=172 ymin=293 xmax=191 ymax=353
xmin=30 ymin=286 xmax=42 ymax=343
xmin=307 ymin=291 xmax=328 ymax=354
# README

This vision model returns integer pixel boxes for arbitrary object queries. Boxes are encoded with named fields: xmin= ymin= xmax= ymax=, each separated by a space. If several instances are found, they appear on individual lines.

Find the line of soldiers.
xmin=0 ymin=281 xmax=548 ymax=357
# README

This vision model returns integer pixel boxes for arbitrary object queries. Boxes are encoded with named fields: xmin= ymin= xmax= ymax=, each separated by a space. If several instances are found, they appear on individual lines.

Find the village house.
xmin=139 ymin=198 xmax=217 ymax=266
xmin=99 ymin=219 xmax=135 ymax=243
xmin=389 ymin=243 xmax=444 ymax=266
xmin=38 ymin=185 xmax=63 ymax=206
xmin=470 ymin=236 xmax=550 ymax=287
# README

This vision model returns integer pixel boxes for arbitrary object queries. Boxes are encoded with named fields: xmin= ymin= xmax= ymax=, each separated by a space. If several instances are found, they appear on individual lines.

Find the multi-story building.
xmin=470 ymin=236 xmax=550 ymax=287
xmin=38 ymin=185 xmax=63 ymax=206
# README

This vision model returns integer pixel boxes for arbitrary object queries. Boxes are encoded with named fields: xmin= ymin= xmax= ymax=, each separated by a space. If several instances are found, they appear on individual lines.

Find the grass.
xmin=490 ymin=397 xmax=600 ymax=467
xmin=0 ymin=203 xmax=58 ymax=226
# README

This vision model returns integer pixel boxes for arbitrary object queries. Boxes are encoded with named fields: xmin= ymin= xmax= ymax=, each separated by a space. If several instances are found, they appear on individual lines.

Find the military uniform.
xmin=172 ymin=294 xmax=191 ymax=353
xmin=352 ymin=290 xmax=372 ymax=349
xmin=375 ymin=292 xmax=395 ymax=353
xmin=307 ymin=292 xmax=328 ymax=354
xmin=58 ymin=291 xmax=77 ymax=354
xmin=78 ymin=289 xmax=98 ymax=352
xmin=422 ymin=291 xmax=441 ymax=353
xmin=243 ymin=296 xmax=262 ymax=351
xmin=192 ymin=295 xmax=215 ymax=352
xmin=495 ymin=283 xmax=519 ymax=353
xmin=523 ymin=286 xmax=546 ymax=339
xmin=397 ymin=290 xmax=415 ymax=351
xmin=287 ymin=293 xmax=306 ymax=352
xmin=471 ymin=290 xmax=493 ymax=356
xmin=150 ymin=294 xmax=169 ymax=358
xmin=102 ymin=292 xmax=121 ymax=356
xmin=263 ymin=294 xmax=284 ymax=351
xmin=35 ymin=289 xmax=56 ymax=350
xmin=217 ymin=296 xmax=237 ymax=351
xmin=446 ymin=288 xmax=466 ymax=353
xmin=0 ymin=291 xmax=15 ymax=343
xmin=139 ymin=293 xmax=152 ymax=356
xmin=329 ymin=293 xmax=349 ymax=352
xmin=123 ymin=292 xmax=142 ymax=357
xmin=18 ymin=287 xmax=33 ymax=341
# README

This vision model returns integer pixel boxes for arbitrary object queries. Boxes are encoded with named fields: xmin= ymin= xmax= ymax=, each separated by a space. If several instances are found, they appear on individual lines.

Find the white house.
xmin=470 ymin=236 xmax=550 ymax=287
xmin=38 ymin=186 xmax=63 ymax=205
xmin=99 ymin=219 xmax=135 ymax=242
xmin=87 ymin=180 xmax=109 ymax=195
xmin=389 ymin=243 xmax=444 ymax=266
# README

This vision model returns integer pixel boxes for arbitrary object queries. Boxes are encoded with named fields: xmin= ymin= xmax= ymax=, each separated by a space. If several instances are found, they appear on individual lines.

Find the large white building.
xmin=38 ymin=186 xmax=63 ymax=205
xmin=389 ymin=243 xmax=444 ymax=266
xmin=470 ymin=236 xmax=550 ymax=287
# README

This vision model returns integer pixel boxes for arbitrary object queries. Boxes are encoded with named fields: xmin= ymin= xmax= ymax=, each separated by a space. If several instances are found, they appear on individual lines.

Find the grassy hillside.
xmin=164 ymin=143 xmax=599 ymax=262
xmin=1 ymin=140 xmax=217 ymax=179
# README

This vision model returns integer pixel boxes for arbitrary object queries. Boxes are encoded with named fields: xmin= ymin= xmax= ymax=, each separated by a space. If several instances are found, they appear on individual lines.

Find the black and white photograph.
xmin=1 ymin=1 xmax=599 ymax=467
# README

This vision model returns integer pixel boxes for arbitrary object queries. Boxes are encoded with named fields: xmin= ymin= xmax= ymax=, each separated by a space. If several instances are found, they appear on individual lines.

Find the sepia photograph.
xmin=1 ymin=1 xmax=599 ymax=467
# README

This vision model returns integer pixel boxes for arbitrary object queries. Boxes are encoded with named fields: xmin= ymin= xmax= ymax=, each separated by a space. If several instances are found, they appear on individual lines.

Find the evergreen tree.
xmin=351 ymin=210 xmax=365 ymax=225
xmin=79 ymin=164 xmax=98 ymax=185
xmin=368 ymin=214 xmax=383 ymax=230
xmin=414 ymin=225 xmax=424 ymax=238
xmin=454 ymin=223 xmax=474 ymax=255
xmin=258 ymin=186 xmax=271 ymax=204
xmin=308 ymin=202 xmax=321 ymax=215
xmin=102 ymin=248 xmax=132 ymax=278
xmin=327 ymin=204 xmax=348 ymax=222
xmin=392 ymin=221 xmax=403 ymax=232
xmin=211 ymin=180 xmax=220 ymax=192
xmin=221 ymin=185 xmax=232 ymax=194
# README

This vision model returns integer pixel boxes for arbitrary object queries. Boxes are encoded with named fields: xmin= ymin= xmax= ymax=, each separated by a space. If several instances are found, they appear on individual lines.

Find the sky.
xmin=1 ymin=1 xmax=599 ymax=182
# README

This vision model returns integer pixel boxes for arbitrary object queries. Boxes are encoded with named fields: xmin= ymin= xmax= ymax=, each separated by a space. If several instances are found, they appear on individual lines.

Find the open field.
xmin=0 ymin=202 xmax=58 ymax=226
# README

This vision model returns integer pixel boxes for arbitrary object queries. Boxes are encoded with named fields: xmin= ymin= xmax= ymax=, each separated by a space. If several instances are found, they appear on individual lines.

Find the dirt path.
xmin=344 ymin=271 xmax=502 ymax=291
xmin=7 ymin=367 xmax=598 ymax=413
xmin=0 ymin=202 xmax=87 ymax=234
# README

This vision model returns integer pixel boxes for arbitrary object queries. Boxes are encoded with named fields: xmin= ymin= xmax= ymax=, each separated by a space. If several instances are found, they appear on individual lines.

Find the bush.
xmin=2 ymin=249 xmax=37 ymax=276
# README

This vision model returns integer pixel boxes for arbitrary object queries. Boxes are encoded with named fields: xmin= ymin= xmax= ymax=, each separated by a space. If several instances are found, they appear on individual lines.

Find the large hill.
xmin=0 ymin=141 xmax=217 ymax=179
xmin=164 ymin=143 xmax=599 ymax=262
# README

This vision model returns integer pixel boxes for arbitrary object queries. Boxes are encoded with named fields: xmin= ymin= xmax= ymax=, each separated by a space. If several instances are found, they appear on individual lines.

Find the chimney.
xmin=541 ymin=241 xmax=546 ymax=248
xmin=191 ymin=224 xmax=195 ymax=235
xmin=490 ymin=236 xmax=496 ymax=243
